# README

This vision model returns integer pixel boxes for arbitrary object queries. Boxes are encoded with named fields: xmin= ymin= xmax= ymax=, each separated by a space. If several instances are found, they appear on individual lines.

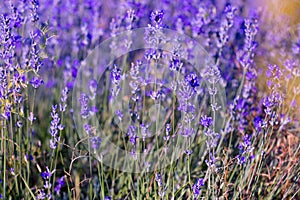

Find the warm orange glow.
xmin=258 ymin=0 xmax=300 ymax=24
xmin=253 ymin=0 xmax=300 ymax=114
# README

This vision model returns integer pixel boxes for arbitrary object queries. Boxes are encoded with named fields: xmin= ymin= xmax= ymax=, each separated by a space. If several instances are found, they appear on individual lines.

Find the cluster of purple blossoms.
xmin=90 ymin=136 xmax=102 ymax=150
xmin=145 ymin=10 xmax=166 ymax=46
xmin=150 ymin=10 xmax=164 ymax=28
xmin=37 ymin=167 xmax=52 ymax=199
xmin=216 ymin=4 xmax=237 ymax=50
xmin=49 ymin=105 xmax=64 ymax=149
xmin=0 ymin=0 xmax=299 ymax=199
xmin=202 ymin=118 xmax=220 ymax=150
xmin=129 ymin=61 xmax=142 ymax=100
xmin=29 ymin=32 xmax=43 ymax=73
xmin=30 ymin=76 xmax=44 ymax=89
xmin=79 ymin=93 xmax=90 ymax=119
xmin=127 ymin=125 xmax=137 ymax=146
xmin=263 ymin=64 xmax=284 ymax=126
xmin=200 ymin=115 xmax=213 ymax=128
xmin=177 ymin=79 xmax=195 ymax=114
xmin=140 ymin=123 xmax=150 ymax=141
xmin=185 ymin=73 xmax=200 ymax=89
xmin=238 ymin=18 xmax=259 ymax=70
xmin=237 ymin=134 xmax=254 ymax=165
xmin=28 ymin=111 xmax=36 ymax=124
xmin=163 ymin=123 xmax=171 ymax=141
xmin=84 ymin=124 xmax=101 ymax=151
xmin=192 ymin=178 xmax=205 ymax=199
xmin=155 ymin=173 xmax=165 ymax=198
xmin=168 ymin=41 xmax=185 ymax=72
xmin=60 ymin=87 xmax=69 ymax=112
xmin=0 ymin=0 xmax=46 ymax=135
xmin=54 ymin=176 xmax=65 ymax=195
xmin=110 ymin=65 xmax=122 ymax=97
xmin=30 ymin=0 xmax=39 ymax=22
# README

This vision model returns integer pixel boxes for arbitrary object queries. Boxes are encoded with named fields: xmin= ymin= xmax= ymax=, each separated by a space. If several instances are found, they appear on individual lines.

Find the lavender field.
xmin=0 ymin=0 xmax=300 ymax=199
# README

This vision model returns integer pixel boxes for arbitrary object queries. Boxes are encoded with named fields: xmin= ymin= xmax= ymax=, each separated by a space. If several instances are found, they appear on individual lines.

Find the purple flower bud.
xmin=90 ymin=136 xmax=101 ymax=150
xmin=155 ymin=173 xmax=163 ymax=187
xmin=200 ymin=115 xmax=213 ymax=128
xmin=185 ymin=73 xmax=199 ymax=88
xmin=149 ymin=90 xmax=161 ymax=100
xmin=30 ymin=76 xmax=44 ymax=89
xmin=30 ymin=0 xmax=39 ymax=22
xmin=111 ymin=65 xmax=122 ymax=85
xmin=79 ymin=93 xmax=89 ymax=119
xmin=150 ymin=10 xmax=164 ymax=27
xmin=115 ymin=110 xmax=123 ymax=121
xmin=54 ymin=176 xmax=65 ymax=194
xmin=84 ymin=124 xmax=92 ymax=135
xmin=41 ymin=167 xmax=52 ymax=179
xmin=16 ymin=120 xmax=23 ymax=128
xmin=192 ymin=178 xmax=205 ymax=198
xmin=28 ymin=112 xmax=36 ymax=122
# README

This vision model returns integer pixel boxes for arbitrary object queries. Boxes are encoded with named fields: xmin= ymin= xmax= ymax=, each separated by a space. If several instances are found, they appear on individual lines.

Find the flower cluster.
xmin=37 ymin=167 xmax=52 ymax=199
xmin=49 ymin=105 xmax=63 ymax=149
xmin=0 ymin=0 xmax=300 ymax=199
xmin=192 ymin=178 xmax=205 ymax=199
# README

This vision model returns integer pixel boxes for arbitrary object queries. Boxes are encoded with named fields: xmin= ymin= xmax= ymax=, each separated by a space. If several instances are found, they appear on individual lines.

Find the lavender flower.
xmin=177 ymin=79 xmax=195 ymax=112
xmin=205 ymin=152 xmax=217 ymax=168
xmin=155 ymin=172 xmax=165 ymax=197
xmin=41 ymin=167 xmax=52 ymax=180
xmin=88 ymin=79 xmax=97 ymax=100
xmin=178 ymin=125 xmax=195 ymax=137
xmin=49 ymin=105 xmax=63 ymax=149
xmin=38 ymin=167 xmax=52 ymax=199
xmin=2 ymin=103 xmax=11 ymax=120
xmin=28 ymin=112 xmax=36 ymax=123
xmin=79 ymin=93 xmax=89 ymax=119
xmin=217 ymin=4 xmax=237 ymax=49
xmin=204 ymin=128 xmax=220 ymax=149
xmin=127 ymin=125 xmax=137 ymax=146
xmin=60 ymin=87 xmax=69 ymax=112
xmin=10 ymin=4 xmax=22 ymax=28
xmin=184 ymin=149 xmax=193 ymax=155
xmin=253 ymin=116 xmax=263 ymax=133
xmin=145 ymin=10 xmax=166 ymax=46
xmin=115 ymin=110 xmax=123 ymax=121
xmin=16 ymin=120 xmax=23 ymax=128
xmin=169 ymin=56 xmax=183 ymax=71
xmin=30 ymin=0 xmax=39 ymax=22
xmin=54 ymin=176 xmax=65 ymax=195
xmin=149 ymin=90 xmax=161 ymax=101
xmin=30 ymin=33 xmax=43 ymax=73
xmin=237 ymin=134 xmax=254 ymax=165
xmin=124 ymin=9 xmax=136 ymax=30
xmin=84 ymin=124 xmax=92 ymax=135
xmin=10 ymin=168 xmax=15 ymax=175
xmin=140 ymin=123 xmax=150 ymax=141
xmin=200 ymin=115 xmax=213 ymax=128
xmin=110 ymin=65 xmax=122 ymax=97
xmin=185 ymin=73 xmax=200 ymax=89
xmin=238 ymin=18 xmax=259 ymax=69
xmin=150 ymin=10 xmax=164 ymax=28
xmin=192 ymin=178 xmax=205 ymax=199
xmin=90 ymin=136 xmax=101 ymax=150
xmin=163 ymin=123 xmax=171 ymax=141
xmin=30 ymin=76 xmax=44 ymax=89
